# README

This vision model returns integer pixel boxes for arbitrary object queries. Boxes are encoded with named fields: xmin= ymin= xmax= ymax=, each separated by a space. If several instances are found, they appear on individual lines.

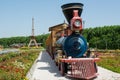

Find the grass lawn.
xmin=0 ymin=48 xmax=40 ymax=80
xmin=97 ymin=52 xmax=120 ymax=73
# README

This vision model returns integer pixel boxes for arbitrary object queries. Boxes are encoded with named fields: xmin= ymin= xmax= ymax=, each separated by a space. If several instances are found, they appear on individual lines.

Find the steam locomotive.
xmin=46 ymin=3 xmax=99 ymax=79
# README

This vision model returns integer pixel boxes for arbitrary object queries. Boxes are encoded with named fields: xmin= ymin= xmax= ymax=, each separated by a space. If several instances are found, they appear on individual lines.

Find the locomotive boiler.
xmin=56 ymin=3 xmax=87 ymax=58
xmin=46 ymin=3 xmax=99 ymax=79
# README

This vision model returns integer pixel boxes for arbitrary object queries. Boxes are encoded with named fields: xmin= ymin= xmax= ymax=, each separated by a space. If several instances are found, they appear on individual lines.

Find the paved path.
xmin=26 ymin=50 xmax=120 ymax=80
xmin=95 ymin=66 xmax=120 ymax=80
xmin=26 ymin=51 xmax=69 ymax=80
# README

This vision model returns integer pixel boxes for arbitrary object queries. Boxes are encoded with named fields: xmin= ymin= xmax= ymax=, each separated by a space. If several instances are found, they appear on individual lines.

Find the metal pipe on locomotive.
xmin=46 ymin=3 xmax=99 ymax=79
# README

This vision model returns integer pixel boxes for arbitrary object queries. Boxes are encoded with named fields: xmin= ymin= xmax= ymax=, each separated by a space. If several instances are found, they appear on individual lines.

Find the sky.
xmin=0 ymin=0 xmax=120 ymax=38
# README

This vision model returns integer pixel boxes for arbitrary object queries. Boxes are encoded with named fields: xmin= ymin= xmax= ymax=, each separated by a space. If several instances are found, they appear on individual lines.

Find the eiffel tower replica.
xmin=28 ymin=17 xmax=38 ymax=48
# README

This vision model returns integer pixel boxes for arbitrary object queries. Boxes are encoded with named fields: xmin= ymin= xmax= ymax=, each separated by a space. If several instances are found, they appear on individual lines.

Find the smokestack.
xmin=61 ymin=3 xmax=84 ymax=24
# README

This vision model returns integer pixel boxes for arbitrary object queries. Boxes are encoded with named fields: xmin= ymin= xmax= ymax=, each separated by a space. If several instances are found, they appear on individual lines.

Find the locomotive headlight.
xmin=74 ymin=20 xmax=81 ymax=27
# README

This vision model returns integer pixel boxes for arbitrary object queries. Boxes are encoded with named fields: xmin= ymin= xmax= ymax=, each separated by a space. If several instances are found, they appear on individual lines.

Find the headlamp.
xmin=74 ymin=20 xmax=81 ymax=27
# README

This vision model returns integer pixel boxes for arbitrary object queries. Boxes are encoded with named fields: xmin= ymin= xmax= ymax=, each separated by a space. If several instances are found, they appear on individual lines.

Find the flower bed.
xmin=0 ymin=49 xmax=40 ymax=80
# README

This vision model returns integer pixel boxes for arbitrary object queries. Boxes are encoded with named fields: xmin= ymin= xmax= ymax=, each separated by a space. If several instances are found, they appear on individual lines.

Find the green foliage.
xmin=36 ymin=33 xmax=49 ymax=47
xmin=83 ymin=25 xmax=120 ymax=49
xmin=0 ymin=49 xmax=40 ymax=80
xmin=0 ymin=25 xmax=119 ymax=49
xmin=0 ymin=52 xmax=20 ymax=62
xmin=0 ymin=33 xmax=49 ymax=48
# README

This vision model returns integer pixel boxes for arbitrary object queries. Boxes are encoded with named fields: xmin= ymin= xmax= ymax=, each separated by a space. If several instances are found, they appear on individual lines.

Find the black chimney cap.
xmin=61 ymin=3 xmax=84 ymax=23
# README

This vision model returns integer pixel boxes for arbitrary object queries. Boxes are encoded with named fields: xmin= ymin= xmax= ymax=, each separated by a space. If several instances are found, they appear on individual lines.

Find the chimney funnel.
xmin=61 ymin=3 xmax=84 ymax=24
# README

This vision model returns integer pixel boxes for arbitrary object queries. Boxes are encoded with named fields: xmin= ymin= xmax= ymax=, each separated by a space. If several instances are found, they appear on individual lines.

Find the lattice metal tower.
xmin=28 ymin=17 xmax=38 ymax=48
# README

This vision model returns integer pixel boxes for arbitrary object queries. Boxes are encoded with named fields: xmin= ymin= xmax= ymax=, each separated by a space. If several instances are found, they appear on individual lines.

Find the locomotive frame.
xmin=46 ymin=3 xmax=99 ymax=79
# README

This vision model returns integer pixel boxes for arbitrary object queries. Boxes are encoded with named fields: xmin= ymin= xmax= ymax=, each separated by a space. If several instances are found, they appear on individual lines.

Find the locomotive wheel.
xmin=60 ymin=62 xmax=65 ymax=76
xmin=55 ymin=61 xmax=58 ymax=66
xmin=94 ymin=62 xmax=98 ymax=72
xmin=58 ymin=63 xmax=61 ymax=71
